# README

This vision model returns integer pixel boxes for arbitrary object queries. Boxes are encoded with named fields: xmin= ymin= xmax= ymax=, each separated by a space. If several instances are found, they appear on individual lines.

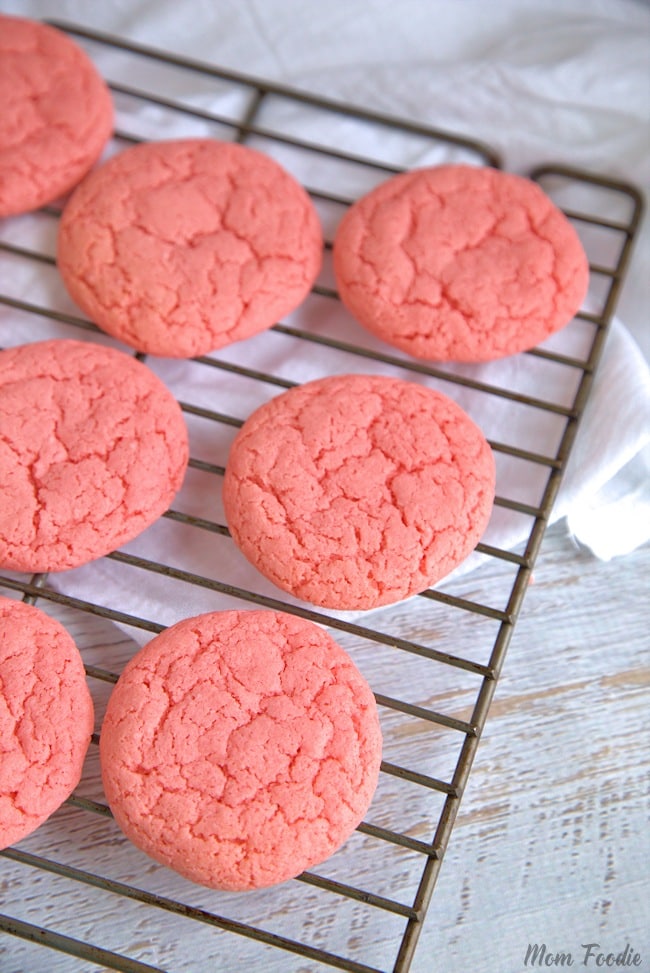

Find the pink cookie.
xmin=100 ymin=610 xmax=382 ymax=890
xmin=0 ymin=596 xmax=94 ymax=849
xmin=0 ymin=339 xmax=188 ymax=572
xmin=57 ymin=138 xmax=323 ymax=358
xmin=223 ymin=374 xmax=495 ymax=610
xmin=0 ymin=15 xmax=113 ymax=217
xmin=333 ymin=164 xmax=589 ymax=362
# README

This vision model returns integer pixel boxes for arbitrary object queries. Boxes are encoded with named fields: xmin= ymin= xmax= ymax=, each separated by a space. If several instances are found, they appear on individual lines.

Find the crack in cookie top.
xmin=223 ymin=373 xmax=495 ymax=610
xmin=0 ymin=596 xmax=94 ymax=849
xmin=57 ymin=138 xmax=323 ymax=358
xmin=333 ymin=164 xmax=589 ymax=362
xmin=0 ymin=15 xmax=113 ymax=217
xmin=0 ymin=339 xmax=189 ymax=572
xmin=100 ymin=609 xmax=382 ymax=890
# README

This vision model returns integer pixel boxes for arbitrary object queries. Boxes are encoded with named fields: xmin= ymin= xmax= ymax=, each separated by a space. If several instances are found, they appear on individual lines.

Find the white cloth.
xmin=1 ymin=0 xmax=649 ymax=635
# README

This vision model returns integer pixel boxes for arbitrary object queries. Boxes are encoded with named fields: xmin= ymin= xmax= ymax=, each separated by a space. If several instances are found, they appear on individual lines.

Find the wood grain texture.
xmin=1 ymin=525 xmax=648 ymax=973
xmin=412 ymin=526 xmax=650 ymax=973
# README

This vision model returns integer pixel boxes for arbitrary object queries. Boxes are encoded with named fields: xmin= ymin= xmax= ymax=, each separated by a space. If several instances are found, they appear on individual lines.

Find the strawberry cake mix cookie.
xmin=0 ymin=339 xmax=188 ymax=573
xmin=0 ymin=596 xmax=94 ymax=849
xmin=0 ymin=15 xmax=113 ymax=217
xmin=100 ymin=609 xmax=382 ymax=890
xmin=333 ymin=164 xmax=589 ymax=362
xmin=57 ymin=138 xmax=323 ymax=358
xmin=223 ymin=374 xmax=495 ymax=610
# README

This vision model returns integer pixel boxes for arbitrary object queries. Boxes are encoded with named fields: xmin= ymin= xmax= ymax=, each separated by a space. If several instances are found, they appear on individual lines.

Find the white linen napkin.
xmin=1 ymin=0 xmax=648 ymax=639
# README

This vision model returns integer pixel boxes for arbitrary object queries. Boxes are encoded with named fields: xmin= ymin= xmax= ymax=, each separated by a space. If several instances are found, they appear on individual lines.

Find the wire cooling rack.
xmin=0 ymin=21 xmax=644 ymax=973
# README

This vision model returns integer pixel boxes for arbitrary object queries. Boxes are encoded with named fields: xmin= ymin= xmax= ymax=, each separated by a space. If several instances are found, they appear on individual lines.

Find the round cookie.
xmin=223 ymin=374 xmax=495 ymax=610
xmin=57 ymin=138 xmax=323 ymax=358
xmin=100 ymin=609 xmax=382 ymax=890
xmin=0 ymin=339 xmax=189 ymax=573
xmin=0 ymin=15 xmax=113 ymax=218
xmin=333 ymin=164 xmax=589 ymax=362
xmin=0 ymin=596 xmax=94 ymax=849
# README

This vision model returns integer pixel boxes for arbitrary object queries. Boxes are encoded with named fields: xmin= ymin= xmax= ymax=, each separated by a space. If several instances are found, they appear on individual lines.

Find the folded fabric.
xmin=1 ymin=0 xmax=648 ymax=641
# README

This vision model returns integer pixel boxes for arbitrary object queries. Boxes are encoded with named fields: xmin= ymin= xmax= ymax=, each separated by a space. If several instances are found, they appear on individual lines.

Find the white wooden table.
xmin=1 ymin=8 xmax=648 ymax=970
xmin=1 ymin=523 xmax=648 ymax=973
xmin=413 ymin=524 xmax=650 ymax=973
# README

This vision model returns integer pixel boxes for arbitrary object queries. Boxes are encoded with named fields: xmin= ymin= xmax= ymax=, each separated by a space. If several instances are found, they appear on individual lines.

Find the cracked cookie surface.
xmin=99 ymin=609 xmax=382 ymax=890
xmin=57 ymin=138 xmax=323 ymax=358
xmin=333 ymin=164 xmax=589 ymax=362
xmin=223 ymin=374 xmax=495 ymax=610
xmin=0 ymin=15 xmax=113 ymax=217
xmin=0 ymin=596 xmax=94 ymax=849
xmin=0 ymin=339 xmax=189 ymax=572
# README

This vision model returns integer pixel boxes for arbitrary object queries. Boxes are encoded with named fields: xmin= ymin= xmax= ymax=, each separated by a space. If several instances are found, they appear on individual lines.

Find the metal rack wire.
xmin=0 ymin=21 xmax=644 ymax=973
